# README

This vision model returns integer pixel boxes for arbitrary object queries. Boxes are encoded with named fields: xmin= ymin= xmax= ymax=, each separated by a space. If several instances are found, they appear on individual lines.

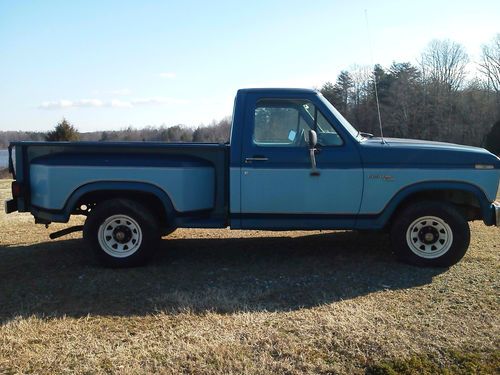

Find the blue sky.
xmin=0 ymin=0 xmax=499 ymax=132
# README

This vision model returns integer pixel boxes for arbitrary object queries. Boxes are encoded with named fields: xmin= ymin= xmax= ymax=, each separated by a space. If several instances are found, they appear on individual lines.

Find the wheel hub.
xmin=418 ymin=226 xmax=439 ymax=244
xmin=113 ymin=225 xmax=132 ymax=243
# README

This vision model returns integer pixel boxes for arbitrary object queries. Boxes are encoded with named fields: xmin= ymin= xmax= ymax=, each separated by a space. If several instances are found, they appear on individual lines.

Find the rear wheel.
xmin=84 ymin=199 xmax=160 ymax=267
xmin=391 ymin=201 xmax=470 ymax=267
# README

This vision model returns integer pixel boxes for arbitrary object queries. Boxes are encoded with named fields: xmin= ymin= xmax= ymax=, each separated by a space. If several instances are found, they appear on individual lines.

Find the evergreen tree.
xmin=485 ymin=120 xmax=500 ymax=155
xmin=320 ymin=82 xmax=336 ymax=105
xmin=45 ymin=119 xmax=79 ymax=141
xmin=333 ymin=71 xmax=354 ymax=114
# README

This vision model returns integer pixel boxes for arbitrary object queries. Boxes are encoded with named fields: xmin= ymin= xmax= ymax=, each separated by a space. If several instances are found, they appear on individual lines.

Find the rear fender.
xmin=64 ymin=181 xmax=175 ymax=220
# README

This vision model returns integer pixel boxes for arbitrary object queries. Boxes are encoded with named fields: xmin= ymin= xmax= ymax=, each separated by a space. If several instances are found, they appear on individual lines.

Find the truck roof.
xmin=237 ymin=88 xmax=318 ymax=95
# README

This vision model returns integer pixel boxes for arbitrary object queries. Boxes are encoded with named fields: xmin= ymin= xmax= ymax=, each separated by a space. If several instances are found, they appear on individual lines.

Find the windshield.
xmin=317 ymin=94 xmax=360 ymax=140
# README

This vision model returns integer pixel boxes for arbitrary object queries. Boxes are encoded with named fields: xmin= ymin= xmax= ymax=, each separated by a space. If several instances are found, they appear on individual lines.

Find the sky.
xmin=0 ymin=0 xmax=499 ymax=132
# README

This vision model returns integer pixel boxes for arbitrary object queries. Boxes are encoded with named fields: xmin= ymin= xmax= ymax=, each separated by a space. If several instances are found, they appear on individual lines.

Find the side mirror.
xmin=308 ymin=129 xmax=317 ymax=149
xmin=308 ymin=130 xmax=320 ymax=176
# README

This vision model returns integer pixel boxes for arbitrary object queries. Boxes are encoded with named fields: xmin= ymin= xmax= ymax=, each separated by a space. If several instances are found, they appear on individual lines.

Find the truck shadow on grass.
xmin=0 ymin=231 xmax=446 ymax=323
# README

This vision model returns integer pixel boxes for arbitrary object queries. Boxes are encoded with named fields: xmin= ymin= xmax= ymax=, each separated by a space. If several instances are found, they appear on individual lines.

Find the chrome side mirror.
xmin=308 ymin=130 xmax=320 ymax=176
xmin=308 ymin=129 xmax=317 ymax=149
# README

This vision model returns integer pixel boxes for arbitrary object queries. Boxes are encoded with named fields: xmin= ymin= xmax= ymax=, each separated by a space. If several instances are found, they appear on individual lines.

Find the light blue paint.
xmin=360 ymin=169 xmax=500 ymax=214
xmin=30 ymin=165 xmax=215 ymax=212
xmin=239 ymin=168 xmax=363 ymax=214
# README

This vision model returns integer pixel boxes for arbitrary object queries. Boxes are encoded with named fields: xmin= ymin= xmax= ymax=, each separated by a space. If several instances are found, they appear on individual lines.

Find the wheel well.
xmin=388 ymin=189 xmax=482 ymax=227
xmin=74 ymin=190 xmax=171 ymax=228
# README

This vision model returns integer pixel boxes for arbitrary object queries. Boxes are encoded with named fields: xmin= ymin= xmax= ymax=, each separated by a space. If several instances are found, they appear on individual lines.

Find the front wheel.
xmin=83 ymin=199 xmax=160 ymax=267
xmin=390 ymin=201 xmax=470 ymax=267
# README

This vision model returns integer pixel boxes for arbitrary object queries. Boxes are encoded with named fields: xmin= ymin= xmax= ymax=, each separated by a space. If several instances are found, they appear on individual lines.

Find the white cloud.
xmin=38 ymin=97 xmax=187 ymax=110
xmin=39 ymin=100 xmax=73 ymax=109
xmin=110 ymin=99 xmax=132 ymax=108
xmin=159 ymin=72 xmax=176 ymax=79
xmin=39 ymin=99 xmax=103 ymax=109
xmin=77 ymin=99 xmax=104 ymax=107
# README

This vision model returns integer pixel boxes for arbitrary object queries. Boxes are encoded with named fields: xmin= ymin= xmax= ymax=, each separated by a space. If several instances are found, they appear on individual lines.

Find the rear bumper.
xmin=4 ymin=199 xmax=17 ymax=214
xmin=493 ymin=201 xmax=500 ymax=227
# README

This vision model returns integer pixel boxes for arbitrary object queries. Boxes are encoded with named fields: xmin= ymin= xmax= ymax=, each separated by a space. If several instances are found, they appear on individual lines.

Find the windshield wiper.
xmin=359 ymin=132 xmax=374 ymax=138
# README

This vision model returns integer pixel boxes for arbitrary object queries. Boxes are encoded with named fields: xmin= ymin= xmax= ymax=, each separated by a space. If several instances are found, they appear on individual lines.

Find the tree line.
xmin=0 ymin=36 xmax=498 ymax=154
xmin=320 ymin=36 xmax=500 ymax=154
xmin=0 ymin=117 xmax=232 ymax=148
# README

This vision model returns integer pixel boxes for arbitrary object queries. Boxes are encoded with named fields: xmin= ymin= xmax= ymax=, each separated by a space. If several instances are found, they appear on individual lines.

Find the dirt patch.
xmin=0 ymin=180 xmax=498 ymax=374
xmin=0 ymin=168 xmax=12 ymax=179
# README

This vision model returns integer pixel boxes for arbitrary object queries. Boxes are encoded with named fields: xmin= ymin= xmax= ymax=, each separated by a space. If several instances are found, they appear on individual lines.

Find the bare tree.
xmin=420 ymin=39 xmax=469 ymax=91
xmin=478 ymin=34 xmax=500 ymax=94
xmin=344 ymin=65 xmax=372 ymax=132
xmin=349 ymin=65 xmax=371 ymax=107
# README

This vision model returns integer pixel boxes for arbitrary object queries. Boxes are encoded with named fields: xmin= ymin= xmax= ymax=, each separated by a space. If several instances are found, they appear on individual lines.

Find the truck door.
xmin=238 ymin=93 xmax=363 ymax=229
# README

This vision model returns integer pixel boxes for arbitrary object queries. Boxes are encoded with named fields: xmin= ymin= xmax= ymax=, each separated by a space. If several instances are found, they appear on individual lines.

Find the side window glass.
xmin=254 ymin=99 xmax=312 ymax=147
xmin=315 ymin=111 xmax=343 ymax=146
xmin=254 ymin=104 xmax=301 ymax=146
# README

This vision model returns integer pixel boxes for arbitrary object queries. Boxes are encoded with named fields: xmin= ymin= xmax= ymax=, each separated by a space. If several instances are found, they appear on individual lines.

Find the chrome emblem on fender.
xmin=369 ymin=174 xmax=394 ymax=181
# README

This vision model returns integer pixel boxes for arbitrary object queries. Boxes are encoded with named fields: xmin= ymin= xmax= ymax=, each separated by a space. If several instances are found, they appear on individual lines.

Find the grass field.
xmin=0 ymin=179 xmax=499 ymax=374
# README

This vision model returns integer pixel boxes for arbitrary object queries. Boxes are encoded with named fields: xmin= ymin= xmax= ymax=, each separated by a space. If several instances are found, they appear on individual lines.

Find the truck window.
xmin=253 ymin=99 xmax=343 ymax=147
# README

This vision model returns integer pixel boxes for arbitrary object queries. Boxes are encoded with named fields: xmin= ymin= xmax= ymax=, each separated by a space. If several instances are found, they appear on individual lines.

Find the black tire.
xmin=83 ymin=198 xmax=160 ymax=267
xmin=390 ymin=201 xmax=470 ymax=267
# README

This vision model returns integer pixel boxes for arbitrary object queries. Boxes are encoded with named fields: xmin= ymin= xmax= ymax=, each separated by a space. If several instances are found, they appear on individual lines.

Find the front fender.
xmin=356 ymin=181 xmax=493 ymax=229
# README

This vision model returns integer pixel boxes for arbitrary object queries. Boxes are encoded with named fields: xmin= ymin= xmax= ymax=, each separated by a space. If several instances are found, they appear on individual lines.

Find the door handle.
xmin=245 ymin=157 xmax=269 ymax=163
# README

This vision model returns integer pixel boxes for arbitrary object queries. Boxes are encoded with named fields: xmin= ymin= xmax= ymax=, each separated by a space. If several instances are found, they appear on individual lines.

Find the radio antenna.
xmin=364 ymin=9 xmax=386 ymax=144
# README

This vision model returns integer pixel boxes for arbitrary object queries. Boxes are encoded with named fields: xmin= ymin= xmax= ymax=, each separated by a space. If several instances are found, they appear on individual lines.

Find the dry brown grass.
xmin=0 ymin=179 xmax=499 ymax=374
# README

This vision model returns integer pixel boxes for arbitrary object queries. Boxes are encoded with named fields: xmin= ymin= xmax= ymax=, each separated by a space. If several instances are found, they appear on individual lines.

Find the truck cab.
xmin=230 ymin=89 xmax=364 ymax=229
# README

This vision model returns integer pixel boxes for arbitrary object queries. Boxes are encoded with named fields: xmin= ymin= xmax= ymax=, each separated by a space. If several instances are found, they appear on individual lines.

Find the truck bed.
xmin=10 ymin=141 xmax=229 ymax=226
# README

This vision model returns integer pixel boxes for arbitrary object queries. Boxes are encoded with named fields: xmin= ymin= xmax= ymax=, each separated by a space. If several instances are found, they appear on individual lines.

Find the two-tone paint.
xmin=6 ymin=88 xmax=500 ymax=232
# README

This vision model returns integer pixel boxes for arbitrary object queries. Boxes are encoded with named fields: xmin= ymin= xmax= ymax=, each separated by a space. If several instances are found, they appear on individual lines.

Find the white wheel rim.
xmin=405 ymin=216 xmax=453 ymax=259
xmin=98 ymin=214 xmax=142 ymax=258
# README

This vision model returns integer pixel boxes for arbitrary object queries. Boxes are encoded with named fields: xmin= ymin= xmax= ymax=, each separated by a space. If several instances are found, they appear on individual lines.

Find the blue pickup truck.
xmin=5 ymin=88 xmax=500 ymax=267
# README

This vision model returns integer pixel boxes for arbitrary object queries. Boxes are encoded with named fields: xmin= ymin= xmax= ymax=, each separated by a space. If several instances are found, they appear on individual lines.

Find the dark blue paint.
xmin=359 ymin=138 xmax=500 ymax=169
xmin=231 ymin=213 xmax=359 ymax=230
xmin=32 ymin=153 xmax=212 ymax=167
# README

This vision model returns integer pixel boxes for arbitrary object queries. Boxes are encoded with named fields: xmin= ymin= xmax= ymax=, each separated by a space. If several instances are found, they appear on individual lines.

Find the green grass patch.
xmin=366 ymin=350 xmax=500 ymax=375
